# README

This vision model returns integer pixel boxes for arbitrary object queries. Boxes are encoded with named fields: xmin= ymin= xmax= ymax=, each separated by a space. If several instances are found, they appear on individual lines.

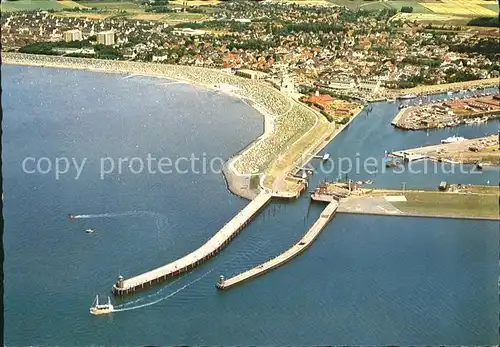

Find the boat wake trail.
xmin=72 ymin=211 xmax=165 ymax=219
xmin=115 ymin=276 xmax=184 ymax=309
xmin=113 ymin=269 xmax=214 ymax=313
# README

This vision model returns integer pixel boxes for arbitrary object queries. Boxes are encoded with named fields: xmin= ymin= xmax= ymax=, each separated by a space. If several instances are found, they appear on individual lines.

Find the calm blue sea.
xmin=2 ymin=65 xmax=499 ymax=345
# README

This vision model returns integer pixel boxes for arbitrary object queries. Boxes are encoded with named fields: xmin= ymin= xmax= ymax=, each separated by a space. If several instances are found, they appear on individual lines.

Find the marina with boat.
xmin=391 ymin=93 xmax=500 ymax=130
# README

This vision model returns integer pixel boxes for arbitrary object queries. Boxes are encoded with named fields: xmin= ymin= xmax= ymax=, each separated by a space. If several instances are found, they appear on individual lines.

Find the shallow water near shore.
xmin=3 ymin=65 xmax=499 ymax=345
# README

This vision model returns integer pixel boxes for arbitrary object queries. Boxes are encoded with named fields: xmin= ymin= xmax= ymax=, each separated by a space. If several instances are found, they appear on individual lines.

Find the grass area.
xmin=58 ymin=1 xmax=90 ymax=8
xmin=3 ymin=0 xmax=210 ymax=21
xmin=1 ymin=0 xmax=64 ymax=12
xmin=130 ymin=11 xmax=207 ymax=22
xmin=169 ymin=0 xmax=220 ymax=5
xmin=388 ymin=1 xmax=433 ymax=13
xmin=422 ymin=2 xmax=498 ymax=16
xmin=395 ymin=12 xmax=469 ymax=23
xmin=79 ymin=1 xmax=142 ymax=9
xmin=481 ymin=3 xmax=500 ymax=12
xmin=263 ymin=118 xmax=333 ymax=192
xmin=450 ymin=151 xmax=500 ymax=165
xmin=391 ymin=190 xmax=500 ymax=219
xmin=461 ymin=185 xmax=500 ymax=195
xmin=325 ymin=0 xmax=433 ymax=12
xmin=53 ymin=12 xmax=112 ymax=19
xmin=164 ymin=12 xmax=207 ymax=20
xmin=284 ymin=0 xmax=334 ymax=6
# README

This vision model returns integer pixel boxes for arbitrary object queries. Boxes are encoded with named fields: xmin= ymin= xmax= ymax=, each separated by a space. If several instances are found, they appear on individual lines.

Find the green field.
xmin=481 ymin=3 xmax=500 ymax=12
xmin=79 ymin=1 xmax=142 ymax=9
xmin=1 ymin=0 xmax=64 ymax=12
xmin=387 ymin=1 xmax=433 ymax=13
xmin=325 ymin=0 xmax=432 ymax=13
xmin=391 ymin=191 xmax=500 ymax=219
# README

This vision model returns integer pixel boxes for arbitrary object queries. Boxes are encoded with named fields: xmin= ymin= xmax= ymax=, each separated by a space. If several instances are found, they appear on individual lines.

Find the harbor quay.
xmin=216 ymin=199 xmax=339 ymax=290
xmin=112 ymin=191 xmax=272 ymax=296
xmin=310 ymin=182 xmax=500 ymax=221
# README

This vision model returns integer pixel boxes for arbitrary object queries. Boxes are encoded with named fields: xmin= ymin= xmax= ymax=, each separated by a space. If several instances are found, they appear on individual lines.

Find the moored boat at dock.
xmin=397 ymin=94 xmax=417 ymax=100
xmin=441 ymin=135 xmax=467 ymax=144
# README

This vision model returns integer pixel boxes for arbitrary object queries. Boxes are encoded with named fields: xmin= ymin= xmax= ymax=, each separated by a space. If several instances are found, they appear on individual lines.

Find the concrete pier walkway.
xmin=216 ymin=199 xmax=339 ymax=290
xmin=112 ymin=191 xmax=272 ymax=296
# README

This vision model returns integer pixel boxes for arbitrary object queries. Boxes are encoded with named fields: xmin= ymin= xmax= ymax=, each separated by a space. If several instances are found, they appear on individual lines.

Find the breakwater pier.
xmin=216 ymin=199 xmax=339 ymax=290
xmin=112 ymin=191 xmax=272 ymax=296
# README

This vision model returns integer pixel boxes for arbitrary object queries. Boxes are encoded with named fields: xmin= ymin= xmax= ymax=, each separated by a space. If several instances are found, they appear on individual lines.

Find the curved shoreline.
xmin=3 ymin=53 xmax=328 ymax=199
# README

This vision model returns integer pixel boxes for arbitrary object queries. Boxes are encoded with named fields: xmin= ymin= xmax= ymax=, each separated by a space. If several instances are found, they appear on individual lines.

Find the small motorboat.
xmin=364 ymin=180 xmax=373 ymax=185
xmin=86 ymin=228 xmax=95 ymax=234
xmin=68 ymin=214 xmax=76 ymax=220
xmin=386 ymin=161 xmax=401 ymax=168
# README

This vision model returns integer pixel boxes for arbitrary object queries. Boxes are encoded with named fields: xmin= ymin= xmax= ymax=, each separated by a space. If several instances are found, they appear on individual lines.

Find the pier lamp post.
xmin=116 ymin=275 xmax=124 ymax=288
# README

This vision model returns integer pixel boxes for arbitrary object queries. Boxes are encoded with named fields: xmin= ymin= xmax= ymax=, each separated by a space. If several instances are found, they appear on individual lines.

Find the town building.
xmin=172 ymin=28 xmax=206 ymax=36
xmin=357 ymin=79 xmax=381 ymax=93
xmin=234 ymin=18 xmax=251 ymax=23
xmin=64 ymin=29 xmax=82 ymax=42
xmin=279 ymin=74 xmax=296 ymax=93
xmin=235 ymin=69 xmax=267 ymax=80
xmin=328 ymin=77 xmax=356 ymax=91
xmin=302 ymin=91 xmax=334 ymax=111
xmin=97 ymin=30 xmax=115 ymax=45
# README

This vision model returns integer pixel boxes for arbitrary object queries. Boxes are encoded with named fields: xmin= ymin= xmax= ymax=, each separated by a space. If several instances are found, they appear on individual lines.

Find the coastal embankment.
xmin=3 ymin=53 xmax=334 ymax=199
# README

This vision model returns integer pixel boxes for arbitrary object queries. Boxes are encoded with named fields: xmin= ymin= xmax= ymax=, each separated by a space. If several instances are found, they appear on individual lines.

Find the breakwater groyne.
xmin=216 ymin=199 xmax=339 ymax=290
xmin=112 ymin=191 xmax=272 ymax=296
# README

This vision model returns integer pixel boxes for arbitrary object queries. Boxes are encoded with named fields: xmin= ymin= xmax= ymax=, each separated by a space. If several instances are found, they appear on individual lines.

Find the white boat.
xmin=90 ymin=295 xmax=114 ymax=315
xmin=397 ymin=94 xmax=417 ymax=100
xmin=86 ymin=228 xmax=95 ymax=233
xmin=386 ymin=98 xmax=396 ymax=103
xmin=447 ymin=91 xmax=453 ymax=95
xmin=441 ymin=135 xmax=467 ymax=144
xmin=322 ymin=153 xmax=330 ymax=161
xmin=364 ymin=180 xmax=373 ymax=185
